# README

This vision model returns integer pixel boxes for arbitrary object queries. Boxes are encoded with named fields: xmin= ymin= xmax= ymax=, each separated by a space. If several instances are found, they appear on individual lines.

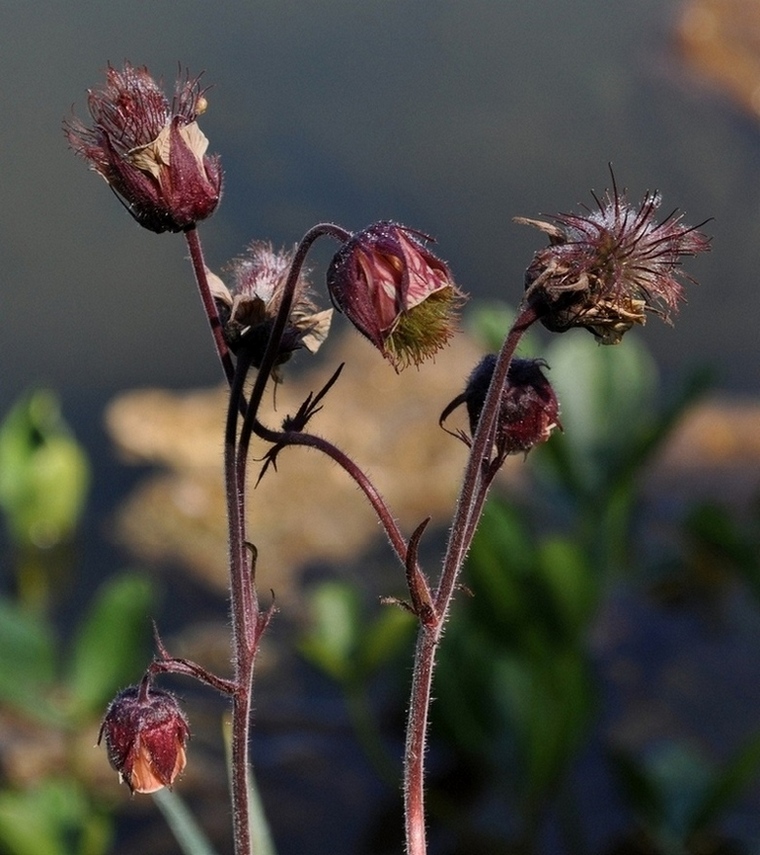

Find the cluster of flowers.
xmin=67 ymin=63 xmax=709 ymax=794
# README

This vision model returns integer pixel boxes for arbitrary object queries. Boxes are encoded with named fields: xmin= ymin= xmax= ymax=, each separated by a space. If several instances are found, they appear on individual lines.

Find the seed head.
xmin=65 ymin=63 xmax=221 ymax=233
xmin=209 ymin=241 xmax=332 ymax=372
xmin=516 ymin=178 xmax=710 ymax=344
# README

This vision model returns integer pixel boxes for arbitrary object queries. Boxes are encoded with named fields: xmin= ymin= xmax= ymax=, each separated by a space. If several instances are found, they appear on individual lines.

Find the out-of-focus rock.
xmin=676 ymin=0 xmax=760 ymax=117
xmin=105 ymin=331 xmax=489 ymax=596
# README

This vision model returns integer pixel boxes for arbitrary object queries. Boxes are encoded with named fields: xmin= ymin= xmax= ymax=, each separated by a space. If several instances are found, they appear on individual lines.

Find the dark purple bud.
xmin=98 ymin=685 xmax=189 ymax=794
xmin=464 ymin=355 xmax=560 ymax=458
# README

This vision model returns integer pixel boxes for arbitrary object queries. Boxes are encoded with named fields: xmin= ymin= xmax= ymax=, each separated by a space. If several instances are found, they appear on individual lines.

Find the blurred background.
xmin=2 ymin=1 xmax=760 ymax=854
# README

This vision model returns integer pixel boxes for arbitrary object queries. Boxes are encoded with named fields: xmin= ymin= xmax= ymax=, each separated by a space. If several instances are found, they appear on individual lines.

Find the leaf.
xmin=65 ymin=572 xmax=155 ymax=718
xmin=0 ymin=596 xmax=59 ymax=721
xmin=0 ymin=390 xmax=90 ymax=548
xmin=0 ymin=779 xmax=111 ymax=855
xmin=152 ymin=789 xmax=222 ymax=855
xmin=691 ymin=732 xmax=760 ymax=833
xmin=357 ymin=604 xmax=415 ymax=675
xmin=299 ymin=581 xmax=362 ymax=682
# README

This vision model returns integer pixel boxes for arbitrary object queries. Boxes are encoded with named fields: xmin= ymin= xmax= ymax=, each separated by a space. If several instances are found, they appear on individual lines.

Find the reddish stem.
xmin=403 ymin=302 xmax=540 ymax=855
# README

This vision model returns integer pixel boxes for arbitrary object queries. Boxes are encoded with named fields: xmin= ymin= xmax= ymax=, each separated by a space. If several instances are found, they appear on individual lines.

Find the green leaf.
xmin=543 ymin=332 xmax=658 ymax=491
xmin=536 ymin=538 xmax=597 ymax=639
xmin=691 ymin=732 xmax=760 ymax=833
xmin=356 ymin=603 xmax=415 ymax=675
xmin=152 ymin=789 xmax=221 ymax=855
xmin=65 ymin=572 xmax=155 ymax=718
xmin=466 ymin=302 xmax=541 ymax=355
xmin=299 ymin=581 xmax=362 ymax=682
xmin=0 ymin=779 xmax=111 ymax=855
xmin=0 ymin=596 xmax=59 ymax=721
xmin=0 ymin=390 xmax=90 ymax=549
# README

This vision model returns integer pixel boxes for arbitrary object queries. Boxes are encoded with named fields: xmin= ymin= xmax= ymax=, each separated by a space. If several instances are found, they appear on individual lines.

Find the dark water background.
xmin=1 ymin=0 xmax=758 ymax=401
xmin=3 ymin=2 xmax=760 ymax=854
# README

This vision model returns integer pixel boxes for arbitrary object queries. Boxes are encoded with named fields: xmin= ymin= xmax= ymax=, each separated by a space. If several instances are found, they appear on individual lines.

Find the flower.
xmin=516 ymin=179 xmax=710 ymax=344
xmin=98 ymin=685 xmax=189 ymax=794
xmin=326 ymin=221 xmax=465 ymax=369
xmin=65 ymin=63 xmax=221 ymax=233
xmin=209 ymin=241 xmax=332 ymax=372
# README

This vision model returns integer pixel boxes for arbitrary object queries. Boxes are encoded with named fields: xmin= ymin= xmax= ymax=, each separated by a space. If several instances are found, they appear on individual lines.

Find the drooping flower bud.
xmin=443 ymin=355 xmax=560 ymax=462
xmin=98 ymin=685 xmax=189 ymax=794
xmin=209 ymin=241 xmax=332 ymax=373
xmin=65 ymin=63 xmax=221 ymax=233
xmin=516 ymin=178 xmax=710 ymax=344
xmin=327 ymin=221 xmax=465 ymax=370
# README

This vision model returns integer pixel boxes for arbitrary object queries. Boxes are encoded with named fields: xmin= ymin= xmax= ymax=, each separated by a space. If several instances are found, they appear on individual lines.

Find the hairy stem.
xmin=184 ymin=226 xmax=236 ymax=386
xmin=403 ymin=302 xmax=540 ymax=855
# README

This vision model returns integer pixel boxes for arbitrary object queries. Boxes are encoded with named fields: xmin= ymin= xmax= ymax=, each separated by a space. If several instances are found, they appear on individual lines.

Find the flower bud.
xmin=327 ymin=221 xmax=465 ymax=370
xmin=65 ymin=63 xmax=221 ymax=233
xmin=98 ymin=685 xmax=189 ymax=794
xmin=516 ymin=179 xmax=710 ymax=344
xmin=463 ymin=355 xmax=560 ymax=458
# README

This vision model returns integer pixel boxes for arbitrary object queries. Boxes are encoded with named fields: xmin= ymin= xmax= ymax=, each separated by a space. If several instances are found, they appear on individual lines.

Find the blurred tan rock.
xmin=106 ymin=330 xmax=490 ymax=595
xmin=676 ymin=0 xmax=760 ymax=117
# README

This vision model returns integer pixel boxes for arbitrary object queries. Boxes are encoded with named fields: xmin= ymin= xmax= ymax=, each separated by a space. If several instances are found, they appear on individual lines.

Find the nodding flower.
xmin=327 ymin=221 xmax=465 ymax=370
xmin=516 ymin=178 xmax=710 ymax=344
xmin=99 ymin=685 xmax=190 ymax=794
xmin=65 ymin=62 xmax=221 ymax=233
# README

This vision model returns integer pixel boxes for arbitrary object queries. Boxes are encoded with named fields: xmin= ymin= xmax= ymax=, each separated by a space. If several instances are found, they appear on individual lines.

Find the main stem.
xmin=188 ymin=223 xmax=349 ymax=855
xmin=403 ymin=302 xmax=540 ymax=855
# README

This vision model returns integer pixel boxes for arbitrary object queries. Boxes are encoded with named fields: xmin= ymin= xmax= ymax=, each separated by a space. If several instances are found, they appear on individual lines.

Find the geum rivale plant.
xmin=65 ymin=62 xmax=710 ymax=855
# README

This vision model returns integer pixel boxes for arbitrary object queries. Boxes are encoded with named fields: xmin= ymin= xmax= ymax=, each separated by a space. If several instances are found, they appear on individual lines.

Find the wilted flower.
xmin=209 ymin=241 xmax=332 ymax=373
xmin=327 ymin=221 xmax=465 ymax=370
xmin=65 ymin=62 xmax=221 ymax=233
xmin=516 ymin=180 xmax=710 ymax=344
xmin=99 ymin=685 xmax=189 ymax=794
xmin=442 ymin=355 xmax=560 ymax=462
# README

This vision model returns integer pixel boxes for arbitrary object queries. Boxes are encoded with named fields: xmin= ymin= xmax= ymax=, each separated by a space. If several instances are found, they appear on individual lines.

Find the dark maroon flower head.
xmin=65 ymin=63 xmax=221 ymax=233
xmin=516 ymin=179 xmax=710 ymax=344
xmin=327 ymin=221 xmax=465 ymax=370
xmin=209 ymin=241 xmax=332 ymax=372
xmin=98 ymin=685 xmax=189 ymax=794
xmin=463 ymin=355 xmax=561 ymax=460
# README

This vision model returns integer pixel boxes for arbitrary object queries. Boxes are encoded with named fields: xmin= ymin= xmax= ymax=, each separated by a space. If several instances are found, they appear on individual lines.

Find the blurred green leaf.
xmin=542 ymin=332 xmax=657 ymax=490
xmin=152 ymin=788 xmax=222 ymax=855
xmin=536 ymin=538 xmax=597 ymax=639
xmin=65 ymin=572 xmax=155 ymax=719
xmin=0 ymin=390 xmax=89 ymax=549
xmin=0 ymin=779 xmax=111 ymax=855
xmin=357 ymin=604 xmax=415 ymax=675
xmin=610 ymin=742 xmax=717 ymax=845
xmin=691 ymin=732 xmax=760 ymax=834
xmin=609 ymin=747 xmax=666 ymax=834
xmin=299 ymin=581 xmax=361 ymax=682
xmin=466 ymin=302 xmax=541 ymax=356
xmin=0 ymin=596 xmax=60 ymax=721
